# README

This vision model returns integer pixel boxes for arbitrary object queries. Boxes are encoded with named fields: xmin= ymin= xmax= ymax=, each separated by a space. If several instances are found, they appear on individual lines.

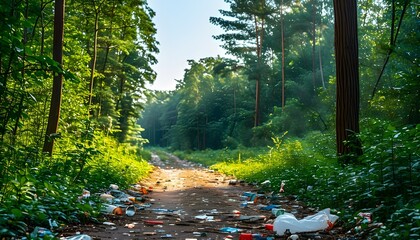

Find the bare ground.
xmin=58 ymin=153 xmax=354 ymax=240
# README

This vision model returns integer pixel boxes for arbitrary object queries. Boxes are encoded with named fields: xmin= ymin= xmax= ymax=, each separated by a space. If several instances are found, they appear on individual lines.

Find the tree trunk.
xmin=370 ymin=0 xmax=409 ymax=100
xmin=333 ymin=0 xmax=362 ymax=160
xmin=319 ymin=46 xmax=326 ymax=89
xmin=281 ymin=0 xmax=285 ymax=111
xmin=12 ymin=0 xmax=29 ymax=142
xmin=312 ymin=0 xmax=316 ymax=91
xmin=43 ymin=0 xmax=65 ymax=154
xmin=253 ymin=0 xmax=266 ymax=127
xmin=88 ymin=10 xmax=99 ymax=115
xmin=254 ymin=78 xmax=260 ymax=127
xmin=254 ymin=14 xmax=263 ymax=127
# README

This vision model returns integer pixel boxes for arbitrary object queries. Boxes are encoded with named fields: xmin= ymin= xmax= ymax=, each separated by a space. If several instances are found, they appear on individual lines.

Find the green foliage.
xmin=0 ymin=128 xmax=152 ymax=238
xmin=254 ymin=99 xmax=321 ymax=142
xmin=0 ymin=146 xmax=96 ymax=238
xmin=81 ymin=133 xmax=153 ymax=192
xmin=138 ymin=148 xmax=152 ymax=162
xmin=180 ymin=124 xmax=419 ymax=238
xmin=140 ymin=57 xmax=256 ymax=150
xmin=0 ymin=0 xmax=157 ymax=236
xmin=210 ymin=134 xmax=314 ymax=188
xmin=374 ymin=207 xmax=420 ymax=239
xmin=141 ymin=0 xmax=417 ymax=154
xmin=174 ymin=147 xmax=265 ymax=167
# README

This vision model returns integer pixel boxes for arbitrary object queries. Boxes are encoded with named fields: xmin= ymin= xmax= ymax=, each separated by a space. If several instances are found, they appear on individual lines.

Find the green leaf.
xmin=11 ymin=208 xmax=23 ymax=218
xmin=63 ymin=70 xmax=80 ymax=83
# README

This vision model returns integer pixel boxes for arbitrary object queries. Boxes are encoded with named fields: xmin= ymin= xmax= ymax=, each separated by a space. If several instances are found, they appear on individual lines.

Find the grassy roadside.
xmin=0 ymin=133 xmax=154 ymax=238
xmin=169 ymin=128 xmax=420 ymax=239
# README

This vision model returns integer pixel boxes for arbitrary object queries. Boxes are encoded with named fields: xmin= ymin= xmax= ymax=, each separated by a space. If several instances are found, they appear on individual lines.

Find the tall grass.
xmin=0 ymin=130 xmax=153 ymax=238
xmin=173 ymin=147 xmax=266 ymax=167
xmin=179 ymin=123 xmax=420 ymax=239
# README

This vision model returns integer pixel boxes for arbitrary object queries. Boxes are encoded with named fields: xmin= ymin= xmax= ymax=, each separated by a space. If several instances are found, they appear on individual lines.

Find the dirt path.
xmin=59 ymin=153 xmax=346 ymax=240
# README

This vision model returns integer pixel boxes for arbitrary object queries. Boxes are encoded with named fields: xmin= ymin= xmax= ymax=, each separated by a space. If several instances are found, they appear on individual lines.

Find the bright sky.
xmin=147 ymin=0 xmax=230 ymax=91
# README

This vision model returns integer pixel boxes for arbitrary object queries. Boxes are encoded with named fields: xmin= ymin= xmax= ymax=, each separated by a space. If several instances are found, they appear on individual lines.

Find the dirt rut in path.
xmin=60 ymin=153 xmax=342 ymax=240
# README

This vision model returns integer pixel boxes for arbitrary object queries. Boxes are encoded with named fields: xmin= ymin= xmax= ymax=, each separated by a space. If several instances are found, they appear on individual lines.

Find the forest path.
xmin=60 ymin=153 xmax=342 ymax=240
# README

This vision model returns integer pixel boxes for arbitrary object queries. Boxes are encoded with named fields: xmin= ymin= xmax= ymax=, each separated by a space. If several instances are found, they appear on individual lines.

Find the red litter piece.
xmin=239 ymin=233 xmax=253 ymax=240
xmin=265 ymin=224 xmax=273 ymax=231
xmin=144 ymin=220 xmax=164 ymax=225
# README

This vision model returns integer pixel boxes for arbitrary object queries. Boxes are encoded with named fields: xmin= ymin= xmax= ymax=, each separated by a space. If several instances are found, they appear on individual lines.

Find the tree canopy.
xmin=140 ymin=0 xmax=418 ymax=154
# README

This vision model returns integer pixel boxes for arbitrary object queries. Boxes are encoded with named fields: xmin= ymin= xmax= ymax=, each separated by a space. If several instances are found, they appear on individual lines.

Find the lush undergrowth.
xmin=0 ymin=131 xmax=153 ymax=238
xmin=178 ymin=121 xmax=420 ymax=239
xmin=172 ymin=147 xmax=267 ymax=166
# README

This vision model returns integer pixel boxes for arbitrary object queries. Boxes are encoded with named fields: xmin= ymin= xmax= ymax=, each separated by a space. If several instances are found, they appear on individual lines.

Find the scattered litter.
xmin=126 ymin=206 xmax=136 ymax=216
xmin=232 ymin=209 xmax=241 ymax=217
xmin=101 ymin=204 xmax=123 ymax=215
xmin=194 ymin=214 xmax=214 ymax=221
xmin=48 ymin=219 xmax=58 ymax=229
xmin=236 ymin=215 xmax=266 ymax=222
xmin=144 ymin=220 xmax=164 ymax=225
xmin=272 ymin=208 xmax=285 ymax=216
xmin=124 ymin=223 xmax=136 ymax=228
xmin=229 ymin=179 xmax=238 ymax=185
xmin=100 ymin=193 xmax=114 ymax=203
xmin=103 ymin=221 xmax=116 ymax=226
xmin=260 ymin=204 xmax=280 ymax=211
xmin=265 ymin=224 xmax=274 ymax=231
xmin=108 ymin=189 xmax=131 ymax=203
xmin=29 ymin=227 xmax=54 ymax=238
xmin=358 ymin=212 xmax=372 ymax=223
xmin=61 ymin=234 xmax=92 ymax=240
xmin=65 ymin=156 xmax=353 ymax=240
xmin=261 ymin=180 xmax=271 ymax=185
xmin=160 ymin=233 xmax=173 ymax=238
xmin=241 ymin=192 xmax=257 ymax=201
xmin=193 ymin=231 xmax=207 ymax=237
xmin=79 ymin=189 xmax=91 ymax=199
xmin=279 ymin=181 xmax=285 ymax=193
xmin=240 ymin=201 xmax=249 ymax=208
xmin=219 ymin=227 xmax=242 ymax=233
xmin=273 ymin=208 xmax=339 ymax=235
xmin=287 ymin=234 xmax=299 ymax=240
xmin=152 ymin=208 xmax=173 ymax=214
xmin=239 ymin=233 xmax=253 ymax=240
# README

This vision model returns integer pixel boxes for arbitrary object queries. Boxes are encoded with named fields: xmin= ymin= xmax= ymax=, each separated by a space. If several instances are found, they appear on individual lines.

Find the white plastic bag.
xmin=273 ymin=208 xmax=339 ymax=235
xmin=62 ymin=234 xmax=92 ymax=240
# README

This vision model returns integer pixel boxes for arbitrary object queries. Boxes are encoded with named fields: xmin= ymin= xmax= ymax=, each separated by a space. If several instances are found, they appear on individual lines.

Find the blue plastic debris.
xmin=220 ymin=227 xmax=242 ymax=233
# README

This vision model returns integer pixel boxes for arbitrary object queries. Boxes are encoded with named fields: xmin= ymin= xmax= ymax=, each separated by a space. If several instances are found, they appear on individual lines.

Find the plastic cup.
xmin=126 ymin=206 xmax=136 ymax=216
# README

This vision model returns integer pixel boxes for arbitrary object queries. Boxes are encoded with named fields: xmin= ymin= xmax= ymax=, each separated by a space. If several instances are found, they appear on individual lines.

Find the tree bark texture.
xmin=254 ymin=13 xmax=263 ymax=127
xmin=43 ymin=0 xmax=65 ymax=154
xmin=88 ymin=10 xmax=99 ymax=113
xmin=312 ymin=0 xmax=316 ymax=91
xmin=281 ymin=0 xmax=285 ymax=111
xmin=333 ymin=0 xmax=362 ymax=158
